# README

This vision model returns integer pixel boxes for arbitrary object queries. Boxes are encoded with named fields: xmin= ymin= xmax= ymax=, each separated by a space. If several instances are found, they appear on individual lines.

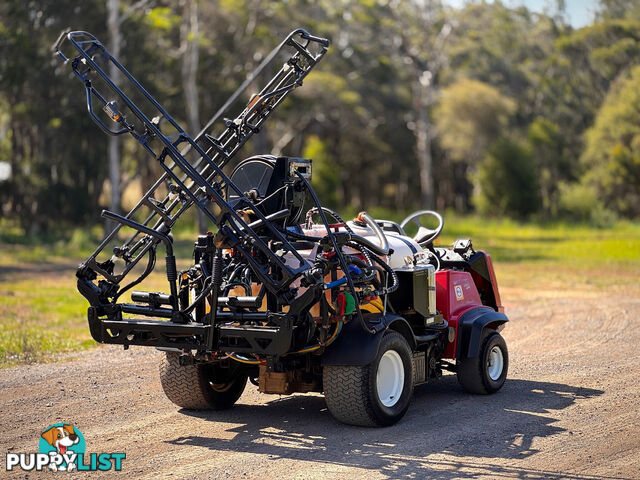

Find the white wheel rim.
xmin=376 ymin=350 xmax=405 ymax=407
xmin=487 ymin=345 xmax=504 ymax=381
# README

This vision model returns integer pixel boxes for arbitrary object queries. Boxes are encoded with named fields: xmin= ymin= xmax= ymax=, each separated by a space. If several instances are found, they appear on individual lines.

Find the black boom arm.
xmin=54 ymin=29 xmax=329 ymax=305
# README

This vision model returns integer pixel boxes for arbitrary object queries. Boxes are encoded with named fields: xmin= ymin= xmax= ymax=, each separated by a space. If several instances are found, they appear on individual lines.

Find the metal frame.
xmin=54 ymin=29 xmax=333 ymax=352
xmin=55 ymin=29 xmax=329 ymax=296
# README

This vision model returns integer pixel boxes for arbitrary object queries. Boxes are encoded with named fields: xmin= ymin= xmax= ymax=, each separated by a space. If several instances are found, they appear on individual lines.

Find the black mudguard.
xmin=456 ymin=307 xmax=508 ymax=360
xmin=321 ymin=313 xmax=415 ymax=366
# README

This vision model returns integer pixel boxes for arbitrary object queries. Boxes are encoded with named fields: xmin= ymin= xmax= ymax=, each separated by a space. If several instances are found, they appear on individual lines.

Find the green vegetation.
xmin=435 ymin=79 xmax=516 ymax=167
xmin=475 ymin=138 xmax=540 ymax=219
xmin=0 ymin=230 xmax=99 ymax=365
xmin=439 ymin=216 xmax=640 ymax=268
xmin=2 ymin=0 xmax=640 ymax=232
xmin=0 ymin=232 xmax=192 ymax=367
xmin=0 ymin=275 xmax=93 ymax=366
xmin=2 ymin=218 xmax=639 ymax=366
xmin=582 ymin=65 xmax=640 ymax=217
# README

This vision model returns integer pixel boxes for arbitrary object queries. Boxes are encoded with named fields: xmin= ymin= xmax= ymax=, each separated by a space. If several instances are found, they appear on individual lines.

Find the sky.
xmin=448 ymin=0 xmax=600 ymax=28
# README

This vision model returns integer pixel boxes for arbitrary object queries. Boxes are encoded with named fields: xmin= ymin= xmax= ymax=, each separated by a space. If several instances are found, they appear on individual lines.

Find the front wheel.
xmin=323 ymin=331 xmax=414 ymax=427
xmin=457 ymin=330 xmax=508 ymax=394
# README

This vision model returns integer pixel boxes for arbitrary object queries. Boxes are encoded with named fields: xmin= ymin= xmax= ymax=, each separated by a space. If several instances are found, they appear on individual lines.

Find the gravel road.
xmin=1 ymin=278 xmax=639 ymax=479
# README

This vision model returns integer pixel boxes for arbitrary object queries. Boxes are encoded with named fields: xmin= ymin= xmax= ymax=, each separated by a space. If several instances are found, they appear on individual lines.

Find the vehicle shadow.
xmin=168 ymin=377 xmax=614 ymax=480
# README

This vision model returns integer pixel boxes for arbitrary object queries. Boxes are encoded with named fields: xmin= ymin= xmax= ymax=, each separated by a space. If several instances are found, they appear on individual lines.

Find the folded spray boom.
xmin=55 ymin=29 xmax=329 ymax=299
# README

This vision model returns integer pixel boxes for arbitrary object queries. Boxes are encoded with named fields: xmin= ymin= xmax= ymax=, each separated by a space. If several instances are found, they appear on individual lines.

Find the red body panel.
xmin=472 ymin=251 xmax=504 ymax=313
xmin=436 ymin=270 xmax=490 ymax=359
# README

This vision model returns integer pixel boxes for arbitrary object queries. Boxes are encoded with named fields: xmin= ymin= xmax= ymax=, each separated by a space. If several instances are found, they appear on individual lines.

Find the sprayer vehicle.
xmin=54 ymin=28 xmax=508 ymax=427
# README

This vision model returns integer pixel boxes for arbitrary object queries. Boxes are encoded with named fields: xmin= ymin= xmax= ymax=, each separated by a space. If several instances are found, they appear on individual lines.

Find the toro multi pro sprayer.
xmin=54 ymin=29 xmax=508 ymax=426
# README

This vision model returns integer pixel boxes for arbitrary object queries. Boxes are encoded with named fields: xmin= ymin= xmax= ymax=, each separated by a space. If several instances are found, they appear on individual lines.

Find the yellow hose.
xmin=228 ymin=321 xmax=344 ymax=362
xmin=229 ymin=354 xmax=261 ymax=365
xmin=293 ymin=321 xmax=343 ymax=354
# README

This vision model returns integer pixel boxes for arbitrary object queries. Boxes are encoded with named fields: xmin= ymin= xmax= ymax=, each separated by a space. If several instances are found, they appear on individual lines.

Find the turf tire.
xmin=323 ymin=331 xmax=414 ymax=427
xmin=457 ymin=330 xmax=508 ymax=394
xmin=159 ymin=352 xmax=247 ymax=410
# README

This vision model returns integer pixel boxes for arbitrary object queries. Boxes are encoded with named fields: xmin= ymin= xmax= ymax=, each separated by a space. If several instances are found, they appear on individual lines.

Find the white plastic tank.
xmin=301 ymin=221 xmax=423 ymax=269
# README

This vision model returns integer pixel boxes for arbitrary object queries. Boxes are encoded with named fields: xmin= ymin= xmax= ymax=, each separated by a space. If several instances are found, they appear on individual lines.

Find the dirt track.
xmin=1 ymin=277 xmax=640 ymax=479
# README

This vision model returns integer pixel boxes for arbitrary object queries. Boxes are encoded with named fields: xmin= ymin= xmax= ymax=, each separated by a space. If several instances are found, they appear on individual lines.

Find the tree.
xmin=547 ymin=16 xmax=640 ymax=162
xmin=475 ymin=138 xmax=540 ymax=218
xmin=597 ymin=0 xmax=640 ymax=21
xmin=0 ymin=0 xmax=110 ymax=232
xmin=179 ymin=0 xmax=205 ymax=232
xmin=303 ymin=135 xmax=339 ymax=208
xmin=106 ymin=0 xmax=122 ymax=225
xmin=527 ymin=117 xmax=571 ymax=217
xmin=387 ymin=0 xmax=451 ymax=210
xmin=436 ymin=78 xmax=516 ymax=164
xmin=3 ymin=0 xmax=637 ymax=229
xmin=434 ymin=78 xmax=515 ymax=210
xmin=106 ymin=0 xmax=153 ymax=227
xmin=581 ymin=65 xmax=640 ymax=217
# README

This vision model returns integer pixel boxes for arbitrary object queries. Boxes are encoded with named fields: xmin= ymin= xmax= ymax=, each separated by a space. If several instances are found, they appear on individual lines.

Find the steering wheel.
xmin=400 ymin=210 xmax=444 ymax=247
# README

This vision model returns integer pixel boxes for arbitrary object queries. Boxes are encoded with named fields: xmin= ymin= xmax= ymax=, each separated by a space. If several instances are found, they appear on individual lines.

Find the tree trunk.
xmin=107 ymin=0 xmax=121 ymax=231
xmin=395 ymin=168 xmax=409 ymax=210
xmin=180 ymin=0 xmax=205 ymax=232
xmin=413 ymin=80 xmax=434 ymax=209
xmin=182 ymin=0 xmax=200 ymax=136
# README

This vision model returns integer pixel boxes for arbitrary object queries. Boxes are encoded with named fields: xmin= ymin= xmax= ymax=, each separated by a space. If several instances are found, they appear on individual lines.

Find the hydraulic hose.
xmin=357 ymin=212 xmax=389 ymax=256
xmin=367 ymin=250 xmax=399 ymax=296
xmin=230 ymin=321 xmax=343 ymax=365
xmin=229 ymin=354 xmax=262 ymax=365
xmin=347 ymin=233 xmax=389 ymax=257
xmin=305 ymin=207 xmax=353 ymax=233
xmin=293 ymin=321 xmax=343 ymax=354
xmin=114 ymin=247 xmax=156 ymax=302
xmin=294 ymin=171 xmax=371 ymax=334
xmin=280 ymin=221 xmax=389 ymax=258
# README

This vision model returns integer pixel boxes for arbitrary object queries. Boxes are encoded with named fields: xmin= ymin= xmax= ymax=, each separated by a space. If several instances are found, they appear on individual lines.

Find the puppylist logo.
xmin=5 ymin=423 xmax=125 ymax=472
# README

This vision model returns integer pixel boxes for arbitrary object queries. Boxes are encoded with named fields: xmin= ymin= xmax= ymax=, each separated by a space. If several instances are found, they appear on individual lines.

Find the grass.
xmin=360 ymin=208 xmax=640 ymax=289
xmin=437 ymin=215 xmax=640 ymax=291
xmin=0 ymin=277 xmax=94 ymax=365
xmin=1 ymin=215 xmax=639 ymax=367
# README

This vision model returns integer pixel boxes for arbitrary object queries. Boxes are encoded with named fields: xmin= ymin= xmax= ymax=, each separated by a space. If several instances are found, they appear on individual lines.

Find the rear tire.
xmin=457 ymin=330 xmax=508 ymax=394
xmin=323 ymin=331 xmax=414 ymax=427
xmin=159 ymin=353 xmax=247 ymax=410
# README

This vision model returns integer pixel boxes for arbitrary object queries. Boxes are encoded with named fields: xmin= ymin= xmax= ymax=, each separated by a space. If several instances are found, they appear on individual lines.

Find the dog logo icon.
xmin=41 ymin=424 xmax=79 ymax=456
xmin=38 ymin=423 xmax=85 ymax=471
